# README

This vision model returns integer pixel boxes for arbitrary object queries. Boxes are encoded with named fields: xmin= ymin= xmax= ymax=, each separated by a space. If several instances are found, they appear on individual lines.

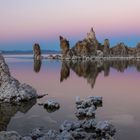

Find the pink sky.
xmin=0 ymin=0 xmax=140 ymax=50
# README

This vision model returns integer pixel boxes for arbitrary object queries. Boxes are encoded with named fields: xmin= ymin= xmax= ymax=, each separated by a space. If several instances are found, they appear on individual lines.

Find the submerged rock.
xmin=0 ymin=54 xmax=38 ymax=103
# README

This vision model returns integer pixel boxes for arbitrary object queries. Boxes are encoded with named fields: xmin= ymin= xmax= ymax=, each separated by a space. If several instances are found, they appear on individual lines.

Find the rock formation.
xmin=110 ymin=42 xmax=128 ymax=56
xmin=0 ymin=54 xmax=38 ymax=103
xmin=33 ymin=43 xmax=42 ymax=60
xmin=38 ymin=99 xmax=60 ymax=113
xmin=75 ymin=96 xmax=102 ymax=119
xmin=59 ymin=28 xmax=140 ymax=59
xmin=59 ymin=36 xmax=70 ymax=56
xmin=60 ymin=28 xmax=100 ymax=59
xmin=0 ymin=96 xmax=116 ymax=140
xmin=103 ymin=39 xmax=110 ymax=56
xmin=86 ymin=27 xmax=99 ymax=52
xmin=136 ymin=42 xmax=140 ymax=56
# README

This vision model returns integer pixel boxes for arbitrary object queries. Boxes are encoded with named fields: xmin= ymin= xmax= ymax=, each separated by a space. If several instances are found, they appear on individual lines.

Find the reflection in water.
xmin=44 ymin=106 xmax=60 ymax=113
xmin=0 ymin=99 xmax=36 ymax=131
xmin=60 ymin=60 xmax=140 ymax=88
xmin=60 ymin=61 xmax=70 ymax=82
xmin=34 ymin=59 xmax=42 ymax=73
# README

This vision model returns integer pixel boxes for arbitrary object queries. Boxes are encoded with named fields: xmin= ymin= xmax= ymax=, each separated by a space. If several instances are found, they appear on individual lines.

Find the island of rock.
xmin=59 ymin=28 xmax=140 ymax=60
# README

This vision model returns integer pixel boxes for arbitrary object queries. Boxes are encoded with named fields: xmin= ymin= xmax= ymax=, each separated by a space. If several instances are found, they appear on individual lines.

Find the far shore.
xmin=3 ymin=53 xmax=140 ymax=61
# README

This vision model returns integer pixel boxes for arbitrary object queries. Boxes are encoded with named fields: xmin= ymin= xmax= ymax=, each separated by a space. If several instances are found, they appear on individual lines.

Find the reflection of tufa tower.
xmin=34 ymin=59 xmax=42 ymax=73
xmin=60 ymin=61 xmax=70 ymax=82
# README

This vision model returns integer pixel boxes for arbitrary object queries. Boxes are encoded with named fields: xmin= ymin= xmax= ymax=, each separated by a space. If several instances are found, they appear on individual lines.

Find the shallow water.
xmin=1 ymin=55 xmax=140 ymax=139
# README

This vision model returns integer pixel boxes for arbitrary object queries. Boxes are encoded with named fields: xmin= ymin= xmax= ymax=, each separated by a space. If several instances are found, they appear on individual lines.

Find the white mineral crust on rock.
xmin=0 ymin=54 xmax=38 ymax=103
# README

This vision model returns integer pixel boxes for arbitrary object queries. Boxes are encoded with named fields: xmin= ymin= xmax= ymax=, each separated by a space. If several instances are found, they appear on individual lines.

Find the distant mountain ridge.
xmin=0 ymin=50 xmax=60 ymax=55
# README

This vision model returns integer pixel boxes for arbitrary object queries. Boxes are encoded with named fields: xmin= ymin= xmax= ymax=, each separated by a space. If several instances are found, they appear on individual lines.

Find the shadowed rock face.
xmin=0 ymin=100 xmax=36 ymax=131
xmin=60 ymin=60 xmax=140 ymax=88
xmin=59 ymin=36 xmax=70 ymax=56
xmin=33 ymin=43 xmax=41 ymax=60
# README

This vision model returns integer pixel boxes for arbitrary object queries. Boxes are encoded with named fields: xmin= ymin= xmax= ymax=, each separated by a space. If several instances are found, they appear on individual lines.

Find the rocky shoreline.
xmin=0 ymin=96 xmax=116 ymax=140
xmin=44 ymin=54 xmax=140 ymax=61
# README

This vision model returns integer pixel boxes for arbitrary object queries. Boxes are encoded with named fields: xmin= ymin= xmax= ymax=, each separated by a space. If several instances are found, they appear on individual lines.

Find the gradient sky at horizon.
xmin=0 ymin=0 xmax=140 ymax=50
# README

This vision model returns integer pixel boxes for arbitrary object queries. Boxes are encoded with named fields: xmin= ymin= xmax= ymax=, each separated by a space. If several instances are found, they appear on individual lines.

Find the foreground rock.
xmin=0 ymin=95 xmax=116 ymax=140
xmin=0 ymin=119 xmax=115 ymax=140
xmin=38 ymin=99 xmax=60 ymax=113
xmin=0 ymin=131 xmax=21 ymax=140
xmin=75 ymin=96 xmax=102 ymax=118
xmin=59 ymin=120 xmax=115 ymax=140
xmin=0 ymin=54 xmax=38 ymax=103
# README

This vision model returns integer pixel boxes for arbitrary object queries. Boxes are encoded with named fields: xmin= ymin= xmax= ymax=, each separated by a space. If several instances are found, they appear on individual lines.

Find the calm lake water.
xmin=1 ymin=55 xmax=140 ymax=140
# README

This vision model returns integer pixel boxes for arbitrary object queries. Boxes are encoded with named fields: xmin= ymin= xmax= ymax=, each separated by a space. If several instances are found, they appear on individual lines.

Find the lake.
xmin=1 ymin=55 xmax=140 ymax=140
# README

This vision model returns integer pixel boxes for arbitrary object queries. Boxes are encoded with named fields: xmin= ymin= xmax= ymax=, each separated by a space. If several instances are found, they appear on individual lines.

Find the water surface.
xmin=1 ymin=55 xmax=140 ymax=140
